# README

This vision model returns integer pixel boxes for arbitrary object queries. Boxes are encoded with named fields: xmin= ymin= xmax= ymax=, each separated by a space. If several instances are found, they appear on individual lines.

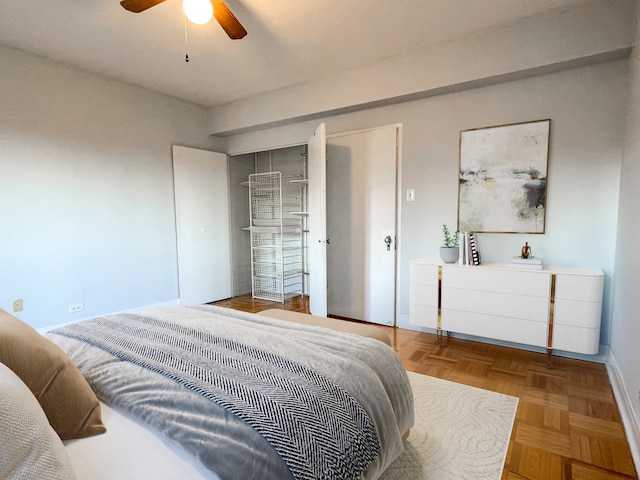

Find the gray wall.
xmin=0 ymin=45 xmax=214 ymax=329
xmin=611 ymin=1 xmax=640 ymax=465
xmin=223 ymin=60 xmax=627 ymax=350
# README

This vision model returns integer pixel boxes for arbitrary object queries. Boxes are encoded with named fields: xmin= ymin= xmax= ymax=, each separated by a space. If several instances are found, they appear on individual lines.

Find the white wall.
xmin=610 ymin=2 xmax=640 ymax=468
xmin=0 ymin=45 xmax=215 ymax=330
xmin=224 ymin=59 xmax=627 ymax=350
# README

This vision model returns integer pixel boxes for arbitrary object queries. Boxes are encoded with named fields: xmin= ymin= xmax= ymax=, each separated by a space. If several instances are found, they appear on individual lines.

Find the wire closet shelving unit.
xmin=249 ymin=172 xmax=305 ymax=302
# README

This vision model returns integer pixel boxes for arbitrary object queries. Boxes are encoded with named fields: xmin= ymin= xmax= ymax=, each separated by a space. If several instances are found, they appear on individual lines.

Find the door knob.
xmin=384 ymin=235 xmax=392 ymax=251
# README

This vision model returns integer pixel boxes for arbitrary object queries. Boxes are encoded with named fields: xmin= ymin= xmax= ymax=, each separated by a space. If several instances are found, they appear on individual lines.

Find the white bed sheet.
xmin=64 ymin=401 xmax=220 ymax=480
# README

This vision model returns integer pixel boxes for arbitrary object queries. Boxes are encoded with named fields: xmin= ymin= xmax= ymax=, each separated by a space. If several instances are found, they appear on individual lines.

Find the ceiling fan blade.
xmin=212 ymin=0 xmax=247 ymax=39
xmin=120 ymin=0 xmax=167 ymax=13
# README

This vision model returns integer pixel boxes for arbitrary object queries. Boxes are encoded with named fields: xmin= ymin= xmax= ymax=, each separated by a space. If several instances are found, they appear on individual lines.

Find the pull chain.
xmin=184 ymin=15 xmax=190 ymax=63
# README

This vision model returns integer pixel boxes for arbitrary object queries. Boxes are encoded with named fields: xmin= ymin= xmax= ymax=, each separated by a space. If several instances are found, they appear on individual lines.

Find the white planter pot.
xmin=440 ymin=247 xmax=459 ymax=263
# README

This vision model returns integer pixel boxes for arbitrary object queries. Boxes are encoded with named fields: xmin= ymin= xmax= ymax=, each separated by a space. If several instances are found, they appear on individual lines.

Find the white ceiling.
xmin=0 ymin=0 xmax=597 ymax=108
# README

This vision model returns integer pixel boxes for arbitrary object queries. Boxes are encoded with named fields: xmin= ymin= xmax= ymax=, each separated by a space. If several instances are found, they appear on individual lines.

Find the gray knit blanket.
xmin=54 ymin=314 xmax=380 ymax=480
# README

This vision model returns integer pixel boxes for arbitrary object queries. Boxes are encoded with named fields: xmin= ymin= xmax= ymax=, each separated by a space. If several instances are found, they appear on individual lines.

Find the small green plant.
xmin=442 ymin=224 xmax=460 ymax=248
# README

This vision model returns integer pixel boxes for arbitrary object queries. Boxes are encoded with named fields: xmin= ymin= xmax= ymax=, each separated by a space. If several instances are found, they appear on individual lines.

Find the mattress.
xmin=64 ymin=401 xmax=220 ymax=480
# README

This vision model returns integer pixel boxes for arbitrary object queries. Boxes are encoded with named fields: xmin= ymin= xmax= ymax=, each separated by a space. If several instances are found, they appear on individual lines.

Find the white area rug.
xmin=380 ymin=372 xmax=518 ymax=480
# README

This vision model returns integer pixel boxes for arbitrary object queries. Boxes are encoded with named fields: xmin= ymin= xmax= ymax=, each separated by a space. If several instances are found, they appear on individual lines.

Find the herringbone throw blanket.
xmin=55 ymin=315 xmax=380 ymax=480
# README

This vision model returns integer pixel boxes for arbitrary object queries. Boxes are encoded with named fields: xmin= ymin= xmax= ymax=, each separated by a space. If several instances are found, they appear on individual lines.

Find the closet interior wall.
xmin=228 ymin=145 xmax=308 ymax=299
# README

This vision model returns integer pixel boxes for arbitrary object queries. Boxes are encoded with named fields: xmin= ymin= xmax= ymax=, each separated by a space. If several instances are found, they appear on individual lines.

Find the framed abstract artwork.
xmin=458 ymin=119 xmax=550 ymax=233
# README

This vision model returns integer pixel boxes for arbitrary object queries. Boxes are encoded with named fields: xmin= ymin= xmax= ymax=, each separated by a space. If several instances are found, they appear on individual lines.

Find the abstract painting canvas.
xmin=458 ymin=119 xmax=550 ymax=233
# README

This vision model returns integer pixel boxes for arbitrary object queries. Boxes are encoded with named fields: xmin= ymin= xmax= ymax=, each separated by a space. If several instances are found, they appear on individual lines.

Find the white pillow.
xmin=0 ymin=362 xmax=77 ymax=480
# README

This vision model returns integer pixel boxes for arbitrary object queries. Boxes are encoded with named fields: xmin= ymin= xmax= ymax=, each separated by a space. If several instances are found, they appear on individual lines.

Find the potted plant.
xmin=440 ymin=224 xmax=460 ymax=263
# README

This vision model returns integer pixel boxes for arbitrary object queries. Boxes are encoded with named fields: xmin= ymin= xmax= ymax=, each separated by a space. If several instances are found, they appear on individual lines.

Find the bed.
xmin=0 ymin=305 xmax=413 ymax=480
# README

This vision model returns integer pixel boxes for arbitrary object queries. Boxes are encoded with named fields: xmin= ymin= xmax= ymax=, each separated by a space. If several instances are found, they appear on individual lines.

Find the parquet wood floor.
xmin=212 ymin=294 xmax=638 ymax=480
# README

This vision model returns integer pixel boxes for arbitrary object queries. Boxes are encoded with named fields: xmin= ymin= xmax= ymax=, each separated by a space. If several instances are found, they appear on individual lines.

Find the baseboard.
xmin=606 ymin=351 xmax=640 ymax=473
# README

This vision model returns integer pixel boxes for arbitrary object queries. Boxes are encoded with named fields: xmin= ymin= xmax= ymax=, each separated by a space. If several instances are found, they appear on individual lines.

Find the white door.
xmin=326 ymin=126 xmax=398 ymax=325
xmin=173 ymin=145 xmax=232 ymax=305
xmin=307 ymin=123 xmax=328 ymax=316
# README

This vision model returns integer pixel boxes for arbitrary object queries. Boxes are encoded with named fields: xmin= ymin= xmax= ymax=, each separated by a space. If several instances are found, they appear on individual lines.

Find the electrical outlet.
xmin=69 ymin=303 xmax=84 ymax=314
xmin=12 ymin=298 xmax=23 ymax=312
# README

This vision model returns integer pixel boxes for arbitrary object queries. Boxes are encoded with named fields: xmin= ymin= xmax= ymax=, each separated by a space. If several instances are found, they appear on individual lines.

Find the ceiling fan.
xmin=120 ymin=0 xmax=247 ymax=39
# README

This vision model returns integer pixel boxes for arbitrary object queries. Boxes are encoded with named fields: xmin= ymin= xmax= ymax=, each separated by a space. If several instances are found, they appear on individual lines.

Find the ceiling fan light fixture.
xmin=182 ymin=0 xmax=213 ymax=25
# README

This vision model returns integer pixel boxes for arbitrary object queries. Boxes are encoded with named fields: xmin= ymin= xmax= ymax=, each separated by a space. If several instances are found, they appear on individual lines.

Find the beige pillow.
xmin=0 ymin=361 xmax=77 ymax=479
xmin=0 ymin=309 xmax=106 ymax=440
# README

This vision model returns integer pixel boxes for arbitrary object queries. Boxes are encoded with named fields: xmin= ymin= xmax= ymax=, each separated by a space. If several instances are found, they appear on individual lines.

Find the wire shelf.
xmin=249 ymin=172 xmax=304 ymax=303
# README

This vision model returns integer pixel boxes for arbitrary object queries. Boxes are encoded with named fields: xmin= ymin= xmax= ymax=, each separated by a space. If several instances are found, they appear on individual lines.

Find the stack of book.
xmin=459 ymin=232 xmax=480 ymax=266
xmin=509 ymin=256 xmax=543 ymax=270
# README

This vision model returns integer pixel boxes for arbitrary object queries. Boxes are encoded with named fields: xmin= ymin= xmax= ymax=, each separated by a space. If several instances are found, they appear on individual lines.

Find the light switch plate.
xmin=407 ymin=188 xmax=415 ymax=202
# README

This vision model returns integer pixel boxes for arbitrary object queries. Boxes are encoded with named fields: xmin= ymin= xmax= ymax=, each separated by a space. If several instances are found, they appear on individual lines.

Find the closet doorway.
xmin=325 ymin=126 xmax=398 ymax=326
xmin=228 ymin=146 xmax=308 ymax=300
xmin=230 ymin=124 xmax=399 ymax=327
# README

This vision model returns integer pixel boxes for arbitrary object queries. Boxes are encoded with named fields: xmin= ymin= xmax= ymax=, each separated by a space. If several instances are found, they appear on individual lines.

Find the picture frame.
xmin=458 ymin=119 xmax=550 ymax=234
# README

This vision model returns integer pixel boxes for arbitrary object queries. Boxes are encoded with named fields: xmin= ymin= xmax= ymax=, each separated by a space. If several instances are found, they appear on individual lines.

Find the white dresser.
xmin=409 ymin=259 xmax=604 ymax=355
